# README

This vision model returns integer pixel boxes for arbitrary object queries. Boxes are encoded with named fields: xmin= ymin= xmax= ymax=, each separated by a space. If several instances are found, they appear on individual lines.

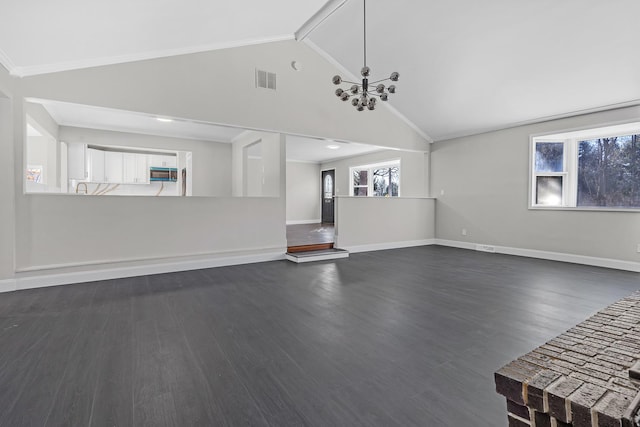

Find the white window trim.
xmin=349 ymin=159 xmax=401 ymax=197
xmin=530 ymin=121 xmax=640 ymax=211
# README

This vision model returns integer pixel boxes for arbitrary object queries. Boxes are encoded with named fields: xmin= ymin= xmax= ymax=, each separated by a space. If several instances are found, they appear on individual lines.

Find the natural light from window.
xmin=531 ymin=122 xmax=640 ymax=209
xmin=350 ymin=160 xmax=400 ymax=197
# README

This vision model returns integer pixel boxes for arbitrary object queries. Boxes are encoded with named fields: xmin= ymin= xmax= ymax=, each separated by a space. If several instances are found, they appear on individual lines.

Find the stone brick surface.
xmin=494 ymin=290 xmax=640 ymax=427
xmin=507 ymin=399 xmax=530 ymax=420
xmin=507 ymin=414 xmax=530 ymax=427
xmin=568 ymin=383 xmax=607 ymax=427
xmin=547 ymin=377 xmax=583 ymax=422
xmin=526 ymin=370 xmax=562 ymax=412
xmin=534 ymin=411 xmax=552 ymax=427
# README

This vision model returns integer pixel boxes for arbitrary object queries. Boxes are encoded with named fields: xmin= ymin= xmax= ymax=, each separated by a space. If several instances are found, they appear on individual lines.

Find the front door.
xmin=321 ymin=169 xmax=335 ymax=224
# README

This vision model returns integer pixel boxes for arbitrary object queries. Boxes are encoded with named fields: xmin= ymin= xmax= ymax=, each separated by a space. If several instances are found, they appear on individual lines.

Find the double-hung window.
xmin=531 ymin=122 xmax=640 ymax=209
xmin=350 ymin=160 xmax=400 ymax=197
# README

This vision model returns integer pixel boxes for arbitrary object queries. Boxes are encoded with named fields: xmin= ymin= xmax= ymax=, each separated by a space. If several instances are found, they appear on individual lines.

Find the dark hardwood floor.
xmin=286 ymin=223 xmax=334 ymax=247
xmin=0 ymin=246 xmax=638 ymax=426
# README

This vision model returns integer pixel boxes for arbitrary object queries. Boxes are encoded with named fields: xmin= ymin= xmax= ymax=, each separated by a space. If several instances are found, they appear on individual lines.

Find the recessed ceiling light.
xmin=156 ymin=117 xmax=173 ymax=123
xmin=327 ymin=144 xmax=340 ymax=150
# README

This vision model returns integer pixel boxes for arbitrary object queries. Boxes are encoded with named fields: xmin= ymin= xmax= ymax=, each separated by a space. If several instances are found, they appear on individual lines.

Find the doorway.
xmin=321 ymin=169 xmax=335 ymax=224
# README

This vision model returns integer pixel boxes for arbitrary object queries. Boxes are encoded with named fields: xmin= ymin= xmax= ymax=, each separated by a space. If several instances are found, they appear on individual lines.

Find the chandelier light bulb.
xmin=380 ymin=93 xmax=389 ymax=101
xmin=333 ymin=75 xmax=342 ymax=85
xmin=388 ymin=85 xmax=396 ymax=94
xmin=350 ymin=85 xmax=359 ymax=94
xmin=357 ymin=104 xmax=365 ymax=111
xmin=351 ymin=98 xmax=359 ymax=106
xmin=376 ymin=84 xmax=385 ymax=94
xmin=361 ymin=66 xmax=370 ymax=77
xmin=335 ymin=88 xmax=344 ymax=97
xmin=367 ymin=104 xmax=375 ymax=111
xmin=390 ymin=72 xmax=399 ymax=81
xmin=340 ymin=92 xmax=350 ymax=101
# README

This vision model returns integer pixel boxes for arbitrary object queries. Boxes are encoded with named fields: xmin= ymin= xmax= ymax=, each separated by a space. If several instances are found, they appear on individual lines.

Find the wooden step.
xmin=286 ymin=242 xmax=333 ymax=253
xmin=285 ymin=248 xmax=349 ymax=264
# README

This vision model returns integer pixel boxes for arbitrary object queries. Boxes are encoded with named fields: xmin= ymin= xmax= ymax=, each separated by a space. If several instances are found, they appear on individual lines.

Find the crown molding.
xmin=432 ymin=99 xmax=640 ymax=143
xmin=11 ymin=34 xmax=295 ymax=78
xmin=0 ymin=47 xmax=16 ymax=76
xmin=303 ymin=38 xmax=433 ymax=144
xmin=295 ymin=0 xmax=350 ymax=41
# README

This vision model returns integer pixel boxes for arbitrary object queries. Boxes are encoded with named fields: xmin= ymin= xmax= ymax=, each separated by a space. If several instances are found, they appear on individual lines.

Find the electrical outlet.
xmin=461 ymin=228 xmax=467 ymax=236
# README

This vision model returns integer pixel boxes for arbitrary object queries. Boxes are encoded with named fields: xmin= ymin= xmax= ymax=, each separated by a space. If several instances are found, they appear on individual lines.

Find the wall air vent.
xmin=256 ymin=69 xmax=276 ymax=90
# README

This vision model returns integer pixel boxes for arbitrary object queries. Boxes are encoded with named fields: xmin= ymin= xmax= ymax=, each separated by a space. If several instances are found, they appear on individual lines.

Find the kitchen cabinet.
xmin=67 ymin=143 xmax=87 ymax=180
xmin=87 ymin=148 xmax=105 ymax=182
xmin=123 ymin=153 xmax=148 ymax=184
xmin=104 ymin=151 xmax=123 ymax=183
xmin=149 ymin=154 xmax=176 ymax=168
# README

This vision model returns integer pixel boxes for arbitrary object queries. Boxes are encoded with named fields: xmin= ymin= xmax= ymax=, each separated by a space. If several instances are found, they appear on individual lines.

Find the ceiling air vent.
xmin=256 ymin=69 xmax=276 ymax=90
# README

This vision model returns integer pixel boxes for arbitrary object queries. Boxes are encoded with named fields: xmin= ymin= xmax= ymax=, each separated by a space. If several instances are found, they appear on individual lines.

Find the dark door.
xmin=321 ymin=169 xmax=335 ymax=224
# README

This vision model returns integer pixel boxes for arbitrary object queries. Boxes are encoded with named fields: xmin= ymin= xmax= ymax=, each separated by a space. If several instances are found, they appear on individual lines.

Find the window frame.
xmin=529 ymin=121 xmax=640 ymax=211
xmin=349 ymin=159 xmax=401 ymax=197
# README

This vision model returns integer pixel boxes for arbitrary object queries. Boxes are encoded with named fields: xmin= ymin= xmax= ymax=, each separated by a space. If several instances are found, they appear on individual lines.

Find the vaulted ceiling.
xmin=2 ymin=0 xmax=640 ymax=142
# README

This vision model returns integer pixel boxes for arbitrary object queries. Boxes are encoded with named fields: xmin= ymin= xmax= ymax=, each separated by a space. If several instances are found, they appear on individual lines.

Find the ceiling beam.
xmin=295 ymin=0 xmax=350 ymax=41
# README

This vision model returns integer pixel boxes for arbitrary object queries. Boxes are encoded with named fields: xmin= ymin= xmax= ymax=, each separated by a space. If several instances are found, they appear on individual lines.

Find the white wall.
xmin=20 ymin=40 xmax=428 ymax=152
xmin=335 ymin=197 xmax=435 ymax=251
xmin=232 ymin=131 xmax=282 ymax=197
xmin=431 ymin=105 xmax=640 ymax=268
xmin=321 ymin=149 xmax=430 ymax=198
xmin=286 ymin=161 xmax=320 ymax=224
xmin=60 ymin=127 xmax=232 ymax=197
xmin=16 ymin=196 xmax=285 ymax=271
xmin=0 ymin=82 xmax=14 ymax=283
xmin=26 ymin=103 xmax=60 ymax=192
xmin=26 ymin=134 xmax=57 ymax=189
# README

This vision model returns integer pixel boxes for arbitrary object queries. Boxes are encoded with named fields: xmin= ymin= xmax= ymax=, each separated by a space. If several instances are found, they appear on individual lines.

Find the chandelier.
xmin=332 ymin=0 xmax=399 ymax=111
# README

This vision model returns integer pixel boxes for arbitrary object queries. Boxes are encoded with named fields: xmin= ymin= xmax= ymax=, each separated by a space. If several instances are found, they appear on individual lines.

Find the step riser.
xmin=285 ymin=252 xmax=349 ymax=263
xmin=287 ymin=243 xmax=334 ymax=253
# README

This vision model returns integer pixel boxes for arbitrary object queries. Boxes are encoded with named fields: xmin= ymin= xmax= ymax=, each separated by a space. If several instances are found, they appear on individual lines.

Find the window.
xmin=531 ymin=123 xmax=640 ymax=209
xmin=350 ymin=160 xmax=400 ymax=197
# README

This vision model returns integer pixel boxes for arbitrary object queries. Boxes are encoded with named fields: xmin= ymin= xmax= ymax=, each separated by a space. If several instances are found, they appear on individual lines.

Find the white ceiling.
xmin=309 ymin=0 xmax=640 ymax=141
xmin=32 ymin=99 xmax=380 ymax=163
xmin=0 ymin=0 xmax=327 ymax=75
xmin=35 ymin=99 xmax=246 ymax=142
xmin=285 ymin=135 xmax=382 ymax=163
xmin=4 ymin=0 xmax=640 ymax=142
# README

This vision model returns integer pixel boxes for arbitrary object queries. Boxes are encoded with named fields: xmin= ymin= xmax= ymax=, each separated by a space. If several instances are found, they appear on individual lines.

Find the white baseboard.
xmin=286 ymin=219 xmax=322 ymax=225
xmin=434 ymin=239 xmax=640 ymax=272
xmin=0 ymin=278 xmax=17 ymax=293
xmin=8 ymin=250 xmax=285 ymax=293
xmin=343 ymin=239 xmax=436 ymax=254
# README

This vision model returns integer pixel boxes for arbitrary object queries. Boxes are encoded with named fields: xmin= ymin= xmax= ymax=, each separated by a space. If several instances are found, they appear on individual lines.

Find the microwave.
xmin=149 ymin=167 xmax=178 ymax=182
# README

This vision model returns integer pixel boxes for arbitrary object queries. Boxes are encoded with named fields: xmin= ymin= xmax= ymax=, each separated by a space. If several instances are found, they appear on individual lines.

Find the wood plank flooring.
xmin=286 ymin=223 xmax=334 ymax=247
xmin=0 ymin=246 xmax=638 ymax=426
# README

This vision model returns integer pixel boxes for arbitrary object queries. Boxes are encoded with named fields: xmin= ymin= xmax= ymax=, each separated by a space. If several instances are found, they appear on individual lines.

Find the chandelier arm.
xmin=368 ymin=78 xmax=391 ymax=85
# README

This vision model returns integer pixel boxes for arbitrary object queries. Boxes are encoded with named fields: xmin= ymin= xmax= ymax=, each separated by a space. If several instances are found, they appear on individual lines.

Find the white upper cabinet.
xmin=123 ymin=153 xmax=149 ymax=184
xmin=149 ymin=154 xmax=177 ymax=168
xmin=104 ymin=151 xmax=123 ymax=183
xmin=87 ymin=148 xmax=105 ymax=182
